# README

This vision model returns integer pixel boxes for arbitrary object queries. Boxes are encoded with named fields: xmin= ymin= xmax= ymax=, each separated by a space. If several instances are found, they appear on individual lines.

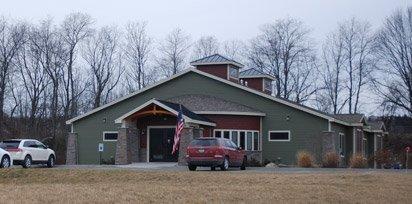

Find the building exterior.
xmin=65 ymin=54 xmax=387 ymax=167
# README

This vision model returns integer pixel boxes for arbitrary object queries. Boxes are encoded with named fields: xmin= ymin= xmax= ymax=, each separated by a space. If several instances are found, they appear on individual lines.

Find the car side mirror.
xmin=44 ymin=145 xmax=48 ymax=149
xmin=237 ymin=147 xmax=242 ymax=150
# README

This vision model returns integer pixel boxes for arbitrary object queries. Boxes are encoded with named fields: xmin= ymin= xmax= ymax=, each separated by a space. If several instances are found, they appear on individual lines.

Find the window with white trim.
xmin=103 ymin=131 xmax=118 ymax=141
xmin=338 ymin=133 xmax=344 ymax=154
xmin=229 ymin=66 xmax=239 ymax=79
xmin=268 ymin=131 xmax=290 ymax=141
xmin=264 ymin=79 xmax=272 ymax=91
xmin=213 ymin=129 xmax=260 ymax=151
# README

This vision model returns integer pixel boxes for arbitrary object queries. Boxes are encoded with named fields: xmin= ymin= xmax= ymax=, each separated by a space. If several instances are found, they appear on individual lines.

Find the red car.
xmin=186 ymin=137 xmax=247 ymax=171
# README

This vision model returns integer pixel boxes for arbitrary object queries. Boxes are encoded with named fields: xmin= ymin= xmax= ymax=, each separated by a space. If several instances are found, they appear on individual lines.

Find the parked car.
xmin=0 ymin=143 xmax=12 ymax=168
xmin=2 ymin=139 xmax=55 ymax=168
xmin=186 ymin=137 xmax=246 ymax=171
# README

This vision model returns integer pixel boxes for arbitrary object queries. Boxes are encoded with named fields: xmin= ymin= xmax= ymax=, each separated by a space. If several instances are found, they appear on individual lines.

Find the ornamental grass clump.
xmin=350 ymin=154 xmax=367 ymax=168
xmin=297 ymin=150 xmax=315 ymax=168
xmin=322 ymin=152 xmax=339 ymax=168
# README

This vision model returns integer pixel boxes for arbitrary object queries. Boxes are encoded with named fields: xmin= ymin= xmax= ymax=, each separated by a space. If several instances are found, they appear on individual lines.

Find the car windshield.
xmin=0 ymin=143 xmax=5 ymax=150
xmin=2 ymin=140 xmax=21 ymax=148
xmin=189 ymin=139 xmax=218 ymax=147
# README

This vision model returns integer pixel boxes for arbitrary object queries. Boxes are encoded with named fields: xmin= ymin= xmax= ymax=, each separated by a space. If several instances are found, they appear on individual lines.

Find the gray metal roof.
xmin=190 ymin=54 xmax=244 ymax=67
xmin=165 ymin=94 xmax=264 ymax=114
xmin=333 ymin=114 xmax=365 ymax=124
xmin=239 ymin=68 xmax=275 ymax=80
xmin=367 ymin=120 xmax=385 ymax=131
xmin=155 ymin=99 xmax=214 ymax=124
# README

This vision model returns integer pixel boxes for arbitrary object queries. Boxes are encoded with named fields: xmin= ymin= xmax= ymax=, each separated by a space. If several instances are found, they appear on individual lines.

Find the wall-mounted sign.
xmin=98 ymin=143 xmax=104 ymax=152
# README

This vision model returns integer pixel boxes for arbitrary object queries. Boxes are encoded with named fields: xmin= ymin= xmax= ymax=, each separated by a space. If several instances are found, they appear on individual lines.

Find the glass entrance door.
xmin=149 ymin=128 xmax=178 ymax=162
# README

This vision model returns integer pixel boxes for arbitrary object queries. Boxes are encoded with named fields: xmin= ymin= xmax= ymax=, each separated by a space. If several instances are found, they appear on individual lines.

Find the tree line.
xmin=0 ymin=8 xmax=411 ymax=145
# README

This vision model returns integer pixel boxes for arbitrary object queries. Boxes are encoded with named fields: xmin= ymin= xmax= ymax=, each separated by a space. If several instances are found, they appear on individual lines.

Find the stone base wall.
xmin=139 ymin=148 xmax=147 ymax=162
xmin=115 ymin=127 xmax=139 ymax=165
xmin=178 ymin=127 xmax=203 ymax=166
xmin=66 ymin=132 xmax=78 ymax=165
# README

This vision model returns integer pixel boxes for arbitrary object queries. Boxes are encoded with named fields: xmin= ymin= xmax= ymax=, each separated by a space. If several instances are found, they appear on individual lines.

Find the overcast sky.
xmin=1 ymin=0 xmax=410 ymax=115
xmin=1 ymin=0 xmax=409 ymax=43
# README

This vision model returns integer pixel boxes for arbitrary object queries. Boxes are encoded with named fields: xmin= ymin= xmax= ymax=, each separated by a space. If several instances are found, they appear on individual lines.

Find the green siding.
xmin=73 ymin=72 xmax=330 ymax=164
xmin=331 ymin=122 xmax=354 ymax=165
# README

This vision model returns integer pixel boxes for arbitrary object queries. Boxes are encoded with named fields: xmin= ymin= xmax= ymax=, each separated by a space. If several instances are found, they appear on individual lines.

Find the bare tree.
xmin=291 ymin=54 xmax=319 ymax=104
xmin=248 ymin=17 xmax=313 ymax=101
xmin=124 ymin=21 xmax=152 ymax=92
xmin=320 ymin=29 xmax=346 ymax=114
xmin=0 ymin=18 xmax=27 ymax=134
xmin=222 ymin=39 xmax=246 ymax=63
xmin=192 ymin=35 xmax=219 ymax=59
xmin=340 ymin=18 xmax=374 ymax=113
xmin=373 ymin=7 xmax=412 ymax=115
xmin=156 ymin=28 xmax=191 ymax=77
xmin=83 ymin=26 xmax=124 ymax=108
xmin=60 ymin=12 xmax=93 ymax=118
xmin=15 ymin=30 xmax=49 ymax=135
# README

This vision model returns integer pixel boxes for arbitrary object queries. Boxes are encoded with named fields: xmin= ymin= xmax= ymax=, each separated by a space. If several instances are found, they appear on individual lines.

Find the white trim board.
xmin=66 ymin=68 xmax=351 ymax=126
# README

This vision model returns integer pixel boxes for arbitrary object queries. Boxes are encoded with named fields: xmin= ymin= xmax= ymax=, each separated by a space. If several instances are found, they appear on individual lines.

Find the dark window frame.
xmin=103 ymin=131 xmax=118 ymax=141
xmin=268 ymin=131 xmax=291 ymax=142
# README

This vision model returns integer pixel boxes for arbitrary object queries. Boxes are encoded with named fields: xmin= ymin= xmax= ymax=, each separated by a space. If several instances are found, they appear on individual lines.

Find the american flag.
xmin=172 ymin=105 xmax=185 ymax=154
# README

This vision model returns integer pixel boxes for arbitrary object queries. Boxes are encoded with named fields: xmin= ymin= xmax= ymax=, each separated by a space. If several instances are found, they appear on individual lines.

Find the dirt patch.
xmin=0 ymin=168 xmax=411 ymax=203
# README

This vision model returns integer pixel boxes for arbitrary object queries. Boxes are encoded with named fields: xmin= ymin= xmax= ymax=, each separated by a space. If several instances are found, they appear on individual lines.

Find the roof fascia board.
xmin=66 ymin=69 xmax=193 ymax=124
xmin=67 ymin=68 xmax=352 ymax=126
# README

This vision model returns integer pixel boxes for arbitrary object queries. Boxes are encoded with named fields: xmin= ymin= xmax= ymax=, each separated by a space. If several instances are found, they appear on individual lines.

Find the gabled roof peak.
xmin=190 ymin=53 xmax=244 ymax=68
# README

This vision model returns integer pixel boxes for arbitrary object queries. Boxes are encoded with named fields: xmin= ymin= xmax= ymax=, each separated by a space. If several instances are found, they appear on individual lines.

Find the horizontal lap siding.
xmin=74 ymin=72 xmax=329 ymax=164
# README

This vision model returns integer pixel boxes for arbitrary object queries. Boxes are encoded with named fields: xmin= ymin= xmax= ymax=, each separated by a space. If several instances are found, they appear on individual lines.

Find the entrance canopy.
xmin=114 ymin=98 xmax=216 ymax=127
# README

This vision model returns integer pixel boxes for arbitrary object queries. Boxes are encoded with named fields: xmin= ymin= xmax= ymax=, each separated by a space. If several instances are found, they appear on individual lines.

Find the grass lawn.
xmin=0 ymin=168 xmax=411 ymax=203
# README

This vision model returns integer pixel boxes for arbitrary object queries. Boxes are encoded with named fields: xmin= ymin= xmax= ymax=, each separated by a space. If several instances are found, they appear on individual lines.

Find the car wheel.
xmin=22 ymin=155 xmax=32 ymax=169
xmin=240 ymin=156 xmax=247 ymax=170
xmin=220 ymin=157 xmax=229 ymax=171
xmin=211 ymin=166 xmax=216 ymax=171
xmin=188 ymin=165 xmax=197 ymax=171
xmin=47 ymin=155 xmax=55 ymax=168
xmin=0 ymin=155 xmax=11 ymax=168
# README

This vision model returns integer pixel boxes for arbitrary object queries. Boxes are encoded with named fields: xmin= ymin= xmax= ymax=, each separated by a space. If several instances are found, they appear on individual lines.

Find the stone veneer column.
xmin=66 ymin=132 xmax=78 ymax=165
xmin=177 ymin=127 xmax=203 ymax=165
xmin=115 ymin=126 xmax=138 ymax=165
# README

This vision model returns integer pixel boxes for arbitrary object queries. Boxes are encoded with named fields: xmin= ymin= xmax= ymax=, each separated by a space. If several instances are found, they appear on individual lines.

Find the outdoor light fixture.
xmin=102 ymin=118 xmax=106 ymax=123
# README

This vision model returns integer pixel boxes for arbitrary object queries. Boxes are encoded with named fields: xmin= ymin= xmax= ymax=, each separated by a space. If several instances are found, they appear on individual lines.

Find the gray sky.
xmin=1 ymin=0 xmax=409 ymax=43
xmin=1 ymin=0 xmax=410 ymax=115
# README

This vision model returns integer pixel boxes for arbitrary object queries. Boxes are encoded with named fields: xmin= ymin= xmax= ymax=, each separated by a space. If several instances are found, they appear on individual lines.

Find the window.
xmin=223 ymin=131 xmax=230 ymax=139
xmin=268 ymin=131 xmax=290 ymax=141
xmin=103 ymin=131 xmax=118 ymax=141
xmin=231 ymin=131 xmax=238 ymax=145
xmin=264 ymin=79 xmax=272 ymax=91
xmin=23 ymin=141 xmax=36 ymax=148
xmin=229 ymin=66 xmax=239 ymax=79
xmin=213 ymin=129 xmax=260 ymax=151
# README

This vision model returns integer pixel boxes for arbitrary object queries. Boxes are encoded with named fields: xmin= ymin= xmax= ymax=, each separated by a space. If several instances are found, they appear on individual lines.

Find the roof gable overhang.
xmin=114 ymin=99 xmax=216 ymax=127
xmin=66 ymin=68 xmax=350 ymax=126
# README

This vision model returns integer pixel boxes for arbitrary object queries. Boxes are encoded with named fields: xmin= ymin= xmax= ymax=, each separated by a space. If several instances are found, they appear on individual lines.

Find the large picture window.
xmin=268 ymin=131 xmax=290 ymax=142
xmin=264 ymin=79 xmax=272 ymax=91
xmin=213 ymin=129 xmax=260 ymax=151
xmin=103 ymin=131 xmax=118 ymax=141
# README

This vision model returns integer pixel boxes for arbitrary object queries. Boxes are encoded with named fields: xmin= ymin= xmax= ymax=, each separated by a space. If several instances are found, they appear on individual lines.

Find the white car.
xmin=0 ymin=143 xmax=12 ymax=168
xmin=2 ymin=139 xmax=56 ymax=168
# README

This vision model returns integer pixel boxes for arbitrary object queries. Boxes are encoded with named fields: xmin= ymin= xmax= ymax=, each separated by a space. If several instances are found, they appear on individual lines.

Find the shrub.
xmin=322 ymin=151 xmax=339 ymax=168
xmin=296 ymin=151 xmax=315 ymax=167
xmin=349 ymin=154 xmax=367 ymax=168
xmin=374 ymin=149 xmax=390 ymax=166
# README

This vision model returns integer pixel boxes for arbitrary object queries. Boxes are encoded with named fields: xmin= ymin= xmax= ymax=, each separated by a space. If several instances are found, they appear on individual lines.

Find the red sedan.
xmin=186 ymin=137 xmax=247 ymax=171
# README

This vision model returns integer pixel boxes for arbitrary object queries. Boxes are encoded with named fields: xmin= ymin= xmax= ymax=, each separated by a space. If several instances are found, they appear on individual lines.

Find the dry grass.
xmin=0 ymin=168 xmax=411 ymax=204
xmin=322 ymin=152 xmax=340 ymax=168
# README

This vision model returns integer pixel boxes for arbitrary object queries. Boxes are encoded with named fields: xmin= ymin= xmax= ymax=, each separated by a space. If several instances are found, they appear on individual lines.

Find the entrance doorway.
xmin=148 ymin=127 xmax=178 ymax=162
